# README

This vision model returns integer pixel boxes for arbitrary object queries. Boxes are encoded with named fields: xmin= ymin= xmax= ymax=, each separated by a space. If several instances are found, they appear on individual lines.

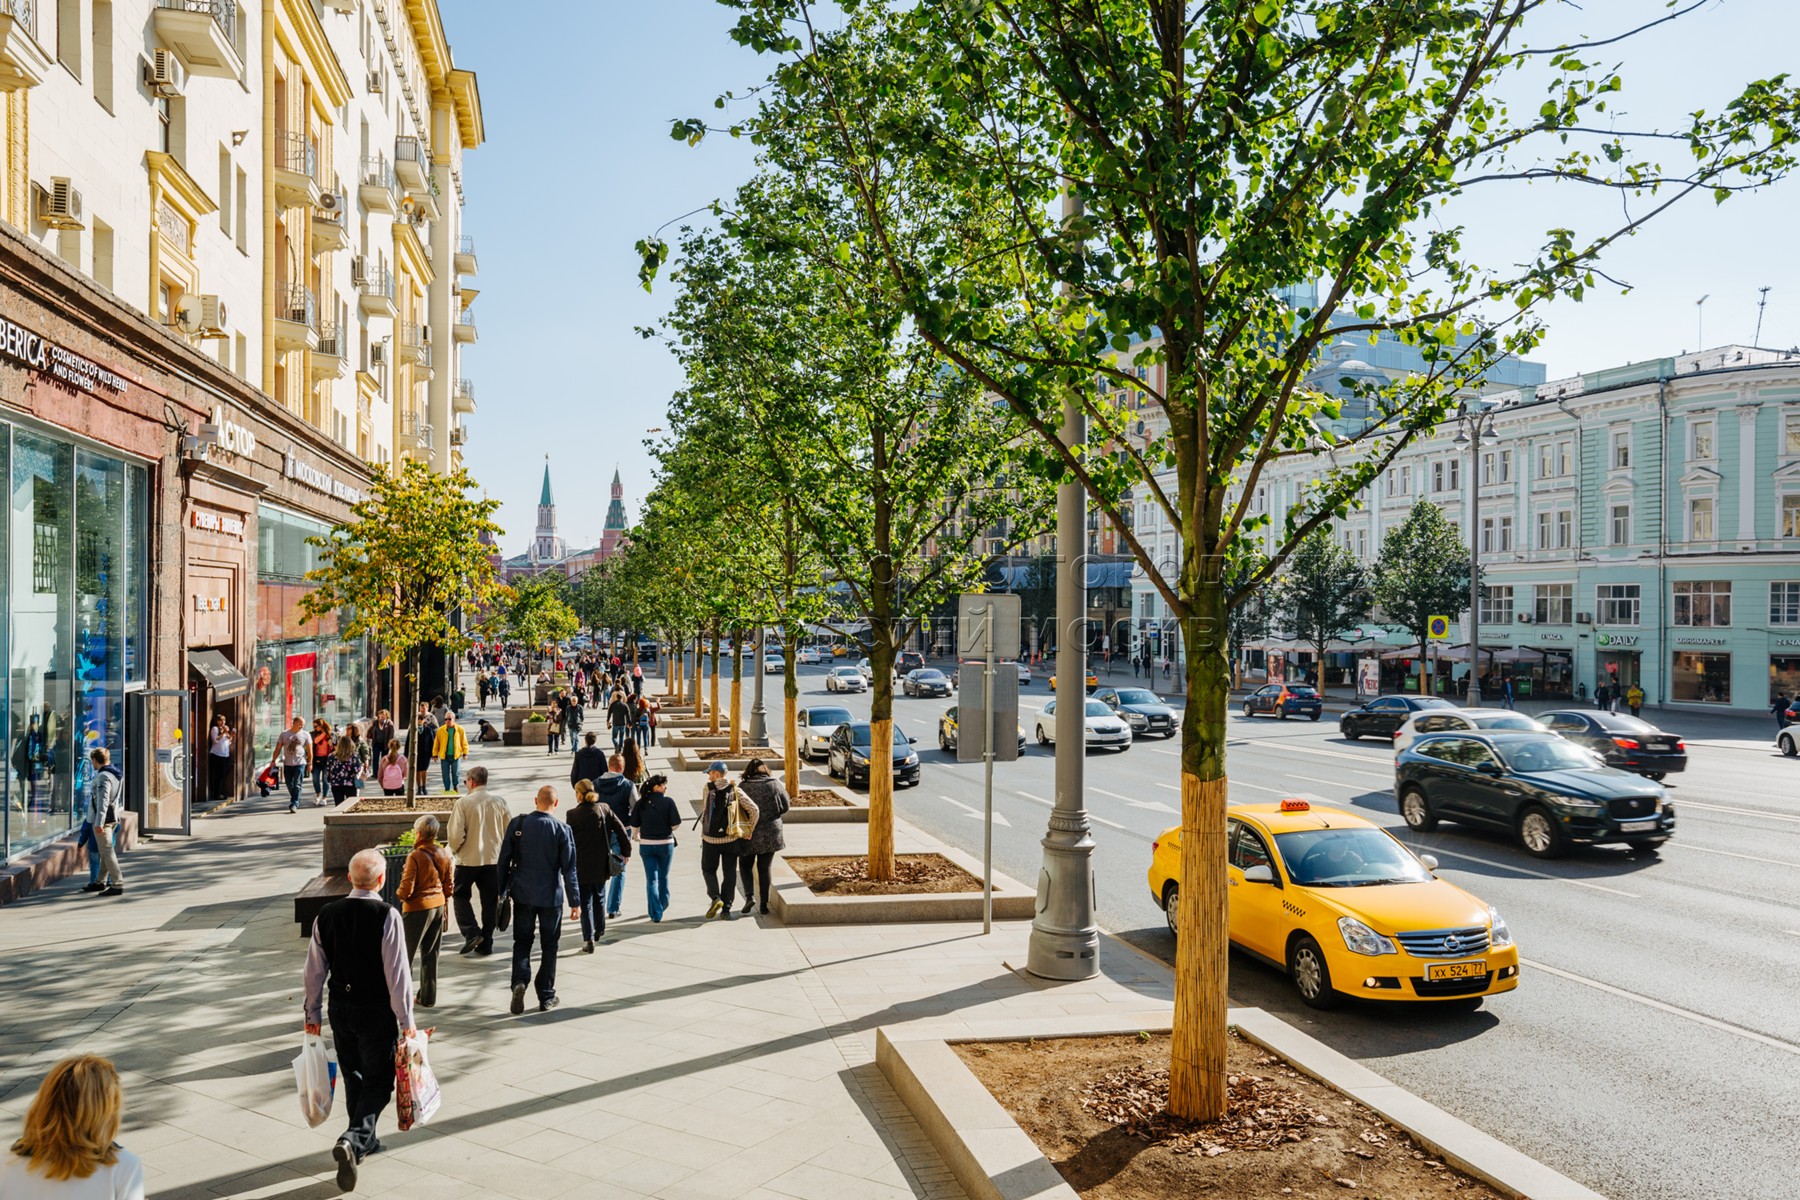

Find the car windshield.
xmin=915 ymin=670 xmax=945 ymax=681
xmin=1469 ymin=713 xmax=1544 ymax=732
xmin=832 ymin=668 xmax=859 ymax=678
xmin=1499 ymin=739 xmax=1603 ymax=773
xmin=1275 ymin=829 xmax=1432 ymax=887
xmin=848 ymin=725 xmax=909 ymax=748
xmin=1285 ymin=686 xmax=1319 ymax=697
xmin=1084 ymin=700 xmax=1113 ymax=718
xmin=1115 ymin=689 xmax=1161 ymax=705
xmin=809 ymin=708 xmax=852 ymax=727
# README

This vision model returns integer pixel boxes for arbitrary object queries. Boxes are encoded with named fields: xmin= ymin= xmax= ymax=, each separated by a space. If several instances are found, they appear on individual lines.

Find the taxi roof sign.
xmin=1426 ymin=614 xmax=1451 ymax=639
xmin=1279 ymin=798 xmax=1311 ymax=812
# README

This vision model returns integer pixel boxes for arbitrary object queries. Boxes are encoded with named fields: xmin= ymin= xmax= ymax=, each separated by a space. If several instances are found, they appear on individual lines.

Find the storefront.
xmin=1670 ymin=639 xmax=1732 ymax=704
xmin=1771 ymin=640 xmax=1800 ymax=703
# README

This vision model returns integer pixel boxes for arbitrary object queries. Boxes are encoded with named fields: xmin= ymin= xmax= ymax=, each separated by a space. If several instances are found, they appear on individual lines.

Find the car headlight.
xmin=1553 ymin=794 xmax=1605 ymax=816
xmin=903 ymin=753 xmax=918 ymax=766
xmin=1124 ymin=712 xmax=1147 ymax=728
xmin=1488 ymin=905 xmax=1513 ymax=948
xmin=1338 ymin=917 xmax=1397 ymax=956
xmin=849 ymin=751 xmax=868 ymax=764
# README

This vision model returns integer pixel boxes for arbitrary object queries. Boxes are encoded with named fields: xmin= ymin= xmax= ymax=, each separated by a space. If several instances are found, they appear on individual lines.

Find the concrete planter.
xmin=321 ymin=797 xmax=456 ymax=871
xmin=770 ymin=844 xmax=1035 ymax=925
xmin=783 ymin=784 xmax=869 ymax=824
xmin=520 ymin=721 xmax=549 ymax=747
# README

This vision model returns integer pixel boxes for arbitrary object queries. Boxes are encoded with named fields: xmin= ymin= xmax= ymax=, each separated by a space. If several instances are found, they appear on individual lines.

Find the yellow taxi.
xmin=1048 ymin=671 xmax=1099 ymax=692
xmin=1148 ymin=800 xmax=1519 ymax=1009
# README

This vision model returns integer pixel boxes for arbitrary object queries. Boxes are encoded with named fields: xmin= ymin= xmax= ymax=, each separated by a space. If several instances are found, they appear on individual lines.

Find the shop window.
xmin=1595 ymin=584 xmax=1640 ymax=627
xmin=1772 ymin=657 xmax=1800 ymax=704
xmin=1672 ymin=580 xmax=1731 ymax=627
xmin=10 ymin=431 xmax=74 ymax=861
xmin=1689 ymin=497 xmax=1715 ymax=542
xmin=1671 ymin=652 xmax=1730 ymax=704
xmin=74 ymin=450 xmax=126 ymax=788
xmin=1782 ymin=494 xmax=1800 ymax=539
xmin=1534 ymin=584 xmax=1573 ymax=625
xmin=1771 ymin=582 xmax=1800 ymax=627
xmin=1479 ymin=585 xmax=1513 ymax=625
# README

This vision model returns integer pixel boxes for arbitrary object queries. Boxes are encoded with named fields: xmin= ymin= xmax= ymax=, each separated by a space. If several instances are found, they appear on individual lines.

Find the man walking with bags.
xmin=495 ymin=785 xmax=579 ymax=1014
xmin=302 ymin=848 xmax=418 ymax=1191
xmin=446 ymin=766 xmax=509 ymax=956
xmin=698 ymin=762 xmax=757 ymax=920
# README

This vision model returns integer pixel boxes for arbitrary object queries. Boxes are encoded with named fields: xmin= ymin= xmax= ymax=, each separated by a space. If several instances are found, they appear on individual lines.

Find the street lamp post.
xmin=748 ymin=626 xmax=769 ymax=746
xmin=1455 ymin=402 xmax=1493 ymax=702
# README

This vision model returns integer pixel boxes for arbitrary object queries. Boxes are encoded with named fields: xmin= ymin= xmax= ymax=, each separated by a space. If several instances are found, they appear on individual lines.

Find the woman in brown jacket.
xmin=395 ymin=814 xmax=454 ymax=1008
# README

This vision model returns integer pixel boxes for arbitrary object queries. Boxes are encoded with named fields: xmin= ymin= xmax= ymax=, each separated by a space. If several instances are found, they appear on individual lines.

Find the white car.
xmin=764 ymin=653 xmax=785 ymax=675
xmin=798 ymin=705 xmax=854 ymax=761
xmin=826 ymin=666 xmax=867 ymax=693
xmin=856 ymin=657 xmax=873 ymax=682
xmin=1392 ymin=707 xmax=1553 ymax=754
xmin=798 ymin=647 xmax=822 ymax=665
xmin=1035 ymin=698 xmax=1132 ymax=751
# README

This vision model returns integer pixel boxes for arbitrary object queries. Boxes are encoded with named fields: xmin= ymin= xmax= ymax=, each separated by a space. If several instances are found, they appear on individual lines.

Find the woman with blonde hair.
xmin=1 ymin=1054 xmax=144 ymax=1197
xmin=394 ymin=814 xmax=453 ymax=1008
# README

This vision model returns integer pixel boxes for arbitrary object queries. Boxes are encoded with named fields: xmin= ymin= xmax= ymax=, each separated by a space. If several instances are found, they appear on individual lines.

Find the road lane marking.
xmin=1665 ymin=843 xmax=1798 ymax=868
xmin=1090 ymin=786 xmax=1179 ymax=815
xmin=938 ymin=795 xmax=1010 ymax=827
xmin=1677 ymin=800 xmax=1800 ymax=826
xmin=1012 ymin=789 xmax=1134 ymax=833
xmin=1425 ymin=847 xmax=1641 ymax=898
xmin=1522 ymin=958 xmax=1800 ymax=1058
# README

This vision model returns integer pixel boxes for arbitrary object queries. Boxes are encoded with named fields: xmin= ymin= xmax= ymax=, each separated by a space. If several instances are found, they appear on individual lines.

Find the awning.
xmin=189 ymin=649 xmax=250 ymax=699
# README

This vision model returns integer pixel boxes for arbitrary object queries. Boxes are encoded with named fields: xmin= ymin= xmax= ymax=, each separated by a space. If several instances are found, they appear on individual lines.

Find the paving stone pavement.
xmin=0 ymin=699 xmax=1176 ymax=1199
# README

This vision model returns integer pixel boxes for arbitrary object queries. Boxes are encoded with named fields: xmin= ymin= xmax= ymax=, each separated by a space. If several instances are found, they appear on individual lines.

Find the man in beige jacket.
xmin=446 ymin=765 xmax=510 ymax=955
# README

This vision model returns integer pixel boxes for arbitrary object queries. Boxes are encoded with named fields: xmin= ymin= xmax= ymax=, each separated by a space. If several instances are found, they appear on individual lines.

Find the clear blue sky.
xmin=444 ymin=0 xmax=1798 ymax=556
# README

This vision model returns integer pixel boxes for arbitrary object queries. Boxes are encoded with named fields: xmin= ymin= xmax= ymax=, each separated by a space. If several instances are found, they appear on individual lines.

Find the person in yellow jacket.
xmin=433 ymin=712 xmax=469 ymax=794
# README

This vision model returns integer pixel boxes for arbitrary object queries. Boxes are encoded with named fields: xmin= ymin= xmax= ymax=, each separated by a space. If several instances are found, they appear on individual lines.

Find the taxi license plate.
xmin=1620 ymin=819 xmax=1658 ymax=832
xmin=1426 ymin=960 xmax=1487 ymax=981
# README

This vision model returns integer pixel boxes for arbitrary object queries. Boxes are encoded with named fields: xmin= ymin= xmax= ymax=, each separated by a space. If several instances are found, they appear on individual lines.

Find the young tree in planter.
xmin=667 ymin=0 xmax=1800 ymax=1119
xmin=505 ymin=575 xmax=580 ymax=664
xmin=1372 ymin=501 xmax=1473 ymax=697
xmin=300 ymin=459 xmax=508 ymax=808
xmin=1275 ymin=530 xmax=1369 ymax=697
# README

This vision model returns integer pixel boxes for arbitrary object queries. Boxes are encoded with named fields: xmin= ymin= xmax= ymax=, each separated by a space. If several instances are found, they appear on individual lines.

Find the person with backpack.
xmin=377 ymin=742 xmax=408 ymax=796
xmin=697 ymin=762 xmax=757 ymax=920
xmin=593 ymin=753 xmax=637 ymax=919
xmin=735 ymin=758 xmax=789 ymax=916
xmin=631 ymin=775 xmax=682 ymax=923
xmin=567 ymin=778 xmax=631 ymax=953
xmin=80 ymin=748 xmax=126 ymax=897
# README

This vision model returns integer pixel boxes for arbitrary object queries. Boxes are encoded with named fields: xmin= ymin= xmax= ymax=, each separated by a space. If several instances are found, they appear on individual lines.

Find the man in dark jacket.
xmin=495 ymin=786 xmax=579 ymax=1015
xmin=570 ymin=732 xmax=608 ymax=789
xmin=593 ymin=753 xmax=637 ymax=918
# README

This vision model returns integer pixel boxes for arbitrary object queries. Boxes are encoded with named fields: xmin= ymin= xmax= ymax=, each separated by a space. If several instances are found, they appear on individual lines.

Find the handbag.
xmin=292 ymin=1033 xmax=338 ymax=1128
xmin=392 ymin=1030 xmax=441 ymax=1131
xmin=496 ymin=893 xmax=512 ymax=932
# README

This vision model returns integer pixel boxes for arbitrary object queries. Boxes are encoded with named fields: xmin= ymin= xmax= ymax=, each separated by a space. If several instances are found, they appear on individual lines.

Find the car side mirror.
xmin=908 ymin=736 xmax=918 ymax=744
xmin=1476 ymin=761 xmax=1504 ymax=777
xmin=1242 ymin=864 xmax=1274 ymax=884
xmin=1418 ymin=854 xmax=1439 ymax=871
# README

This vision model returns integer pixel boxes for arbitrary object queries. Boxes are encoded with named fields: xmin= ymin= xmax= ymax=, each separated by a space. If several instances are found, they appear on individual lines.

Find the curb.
xmin=772 ymin=841 xmax=1037 ymax=925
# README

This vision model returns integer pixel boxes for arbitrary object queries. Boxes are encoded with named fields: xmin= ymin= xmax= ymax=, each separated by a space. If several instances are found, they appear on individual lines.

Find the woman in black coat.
xmin=567 ymin=778 xmax=631 ymax=952
xmin=736 ymin=758 xmax=790 ymax=916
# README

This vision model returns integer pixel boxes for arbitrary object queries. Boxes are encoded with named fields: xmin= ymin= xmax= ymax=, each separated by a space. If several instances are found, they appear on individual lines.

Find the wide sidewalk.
xmin=0 ymin=699 xmax=1173 ymax=1199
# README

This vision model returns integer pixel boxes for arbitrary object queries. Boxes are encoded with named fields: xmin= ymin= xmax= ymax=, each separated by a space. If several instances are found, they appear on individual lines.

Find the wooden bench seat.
xmin=294 ymin=871 xmax=351 ymax=937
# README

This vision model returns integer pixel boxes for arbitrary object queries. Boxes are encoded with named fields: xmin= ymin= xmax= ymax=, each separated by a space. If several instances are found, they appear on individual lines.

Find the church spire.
xmin=540 ymin=457 xmax=555 ymax=507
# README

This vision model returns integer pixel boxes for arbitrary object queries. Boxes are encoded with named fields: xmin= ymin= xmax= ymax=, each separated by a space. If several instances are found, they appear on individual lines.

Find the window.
xmin=234 ymin=168 xmax=249 ymax=254
xmin=1479 ymin=515 xmax=1514 ymax=554
xmin=57 ymin=0 xmax=79 ymax=77
xmin=218 ymin=147 xmax=232 ymax=237
xmin=1479 ymin=585 xmax=1514 ymax=625
xmin=90 ymin=219 xmax=112 ymax=292
xmin=1671 ymin=652 xmax=1731 ymax=704
xmin=1611 ymin=429 xmax=1631 ymax=469
xmin=1786 ymin=412 xmax=1800 ymax=457
xmin=1770 ymin=582 xmax=1800 ymax=626
xmin=1537 ymin=439 xmax=1573 ymax=479
xmin=90 ymin=1 xmax=112 ymax=110
xmin=1229 ymin=822 xmax=1272 ymax=874
xmin=1691 ymin=418 xmax=1715 ymax=461
xmin=1689 ymin=496 xmax=1715 ymax=542
xmin=1783 ymin=495 xmax=1800 ymax=539
xmin=1482 ymin=449 xmax=1513 ymax=484
xmin=1432 ymin=460 xmax=1460 ymax=492
xmin=1534 ymin=584 xmax=1573 ymax=625
xmin=1596 ymin=584 xmax=1641 ymax=627
xmin=1610 ymin=503 xmax=1631 ymax=546
xmin=1536 ymin=509 xmax=1571 ymax=550
xmin=1672 ymin=580 xmax=1731 ymax=627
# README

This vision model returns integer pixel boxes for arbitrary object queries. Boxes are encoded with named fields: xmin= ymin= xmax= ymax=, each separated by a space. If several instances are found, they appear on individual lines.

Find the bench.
xmin=294 ymin=871 xmax=351 ymax=937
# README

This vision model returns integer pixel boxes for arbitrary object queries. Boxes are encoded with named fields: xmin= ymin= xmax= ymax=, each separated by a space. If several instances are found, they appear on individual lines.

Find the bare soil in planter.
xmin=788 ymin=854 xmax=979 ymax=895
xmin=347 ymin=797 xmax=459 ymax=813
xmin=955 ymin=1032 xmax=1502 ymax=1200
xmin=792 ymin=789 xmax=853 ymax=808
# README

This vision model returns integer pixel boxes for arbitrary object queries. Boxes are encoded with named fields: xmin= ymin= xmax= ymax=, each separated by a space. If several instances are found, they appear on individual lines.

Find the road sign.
xmin=957 ymin=664 xmax=1020 ymax=765
xmin=958 ymin=593 xmax=1022 ymax=661
xmin=1427 ymin=615 xmax=1451 ymax=640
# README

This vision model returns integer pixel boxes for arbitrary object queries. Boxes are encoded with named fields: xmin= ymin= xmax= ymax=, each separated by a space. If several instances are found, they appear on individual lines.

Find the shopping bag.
xmin=393 ymin=1030 xmax=441 ymax=1131
xmin=292 ymin=1033 xmax=338 ymax=1128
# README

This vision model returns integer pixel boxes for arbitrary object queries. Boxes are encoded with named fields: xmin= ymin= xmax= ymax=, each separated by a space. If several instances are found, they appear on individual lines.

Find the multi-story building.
xmin=1131 ymin=344 xmax=1800 ymax=716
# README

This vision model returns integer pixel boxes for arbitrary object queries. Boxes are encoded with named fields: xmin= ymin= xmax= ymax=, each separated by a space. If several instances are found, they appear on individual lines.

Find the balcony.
xmin=358 ymin=154 xmax=396 ymax=214
xmin=274 ymin=131 xmax=320 ymax=210
xmin=356 ymin=266 xmax=395 ymax=318
xmin=453 ymin=378 xmax=476 ymax=415
xmin=400 ymin=410 xmax=434 ymax=455
xmin=410 ymin=174 xmax=440 ymax=223
xmin=449 ymin=424 xmax=468 ymax=447
xmin=311 ymin=323 xmax=347 ymax=378
xmin=394 ymin=135 xmax=428 ymax=195
xmin=397 ymin=324 xmax=433 ymax=375
xmin=454 ymin=235 xmax=477 ymax=277
xmin=0 ymin=1 xmax=52 ymax=91
xmin=312 ymin=195 xmax=349 ymax=254
xmin=452 ymin=308 xmax=477 ymax=345
xmin=152 ymin=0 xmax=242 ymax=80
xmin=273 ymin=285 xmax=318 ymax=353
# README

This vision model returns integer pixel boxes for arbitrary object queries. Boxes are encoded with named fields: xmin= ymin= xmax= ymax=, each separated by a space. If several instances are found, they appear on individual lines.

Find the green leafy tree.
xmin=1275 ymin=530 xmax=1368 ymax=696
xmin=663 ymin=0 xmax=1800 ymax=1119
xmin=505 ymin=574 xmax=580 ymax=657
xmin=1371 ymin=501 xmax=1473 ymax=694
xmin=301 ymin=459 xmax=508 ymax=807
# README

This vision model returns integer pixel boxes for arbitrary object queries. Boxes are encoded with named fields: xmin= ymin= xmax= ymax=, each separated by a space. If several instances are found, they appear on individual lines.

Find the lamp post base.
xmin=1025 ymin=815 xmax=1099 ymax=980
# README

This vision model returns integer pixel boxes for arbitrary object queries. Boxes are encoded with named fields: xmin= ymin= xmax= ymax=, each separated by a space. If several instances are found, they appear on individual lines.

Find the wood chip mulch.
xmin=787 ymin=853 xmax=981 ymax=895
xmin=792 ymin=789 xmax=853 ymax=807
xmin=345 ymin=797 xmax=459 ymax=813
xmin=1080 ymin=1056 xmax=1333 ymax=1157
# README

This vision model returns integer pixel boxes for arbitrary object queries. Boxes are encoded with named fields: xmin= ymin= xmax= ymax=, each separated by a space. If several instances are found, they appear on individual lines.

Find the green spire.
xmin=539 ymin=458 xmax=553 ymax=507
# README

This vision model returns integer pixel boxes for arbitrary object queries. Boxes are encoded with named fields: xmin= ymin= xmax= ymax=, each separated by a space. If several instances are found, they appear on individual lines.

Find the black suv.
xmin=894 ymin=651 xmax=926 ymax=677
xmin=1396 ymin=730 xmax=1673 ymax=857
xmin=1339 ymin=695 xmax=1455 ymax=740
xmin=1537 ymin=710 xmax=1686 ymax=780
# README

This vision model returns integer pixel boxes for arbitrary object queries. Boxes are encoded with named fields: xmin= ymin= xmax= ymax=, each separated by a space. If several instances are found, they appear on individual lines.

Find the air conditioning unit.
xmin=176 ymin=295 xmax=229 ymax=338
xmin=351 ymin=254 xmax=368 ymax=285
xmin=36 ymin=177 xmax=84 ymax=230
xmin=318 ymin=190 xmax=342 ymax=213
xmin=1515 ymin=613 xmax=1533 ymax=623
xmin=1576 ymin=611 xmax=1593 ymax=625
xmin=144 ymin=50 xmax=186 ymax=98
xmin=367 ymin=68 xmax=383 ymax=94
xmin=369 ymin=342 xmax=387 ymax=368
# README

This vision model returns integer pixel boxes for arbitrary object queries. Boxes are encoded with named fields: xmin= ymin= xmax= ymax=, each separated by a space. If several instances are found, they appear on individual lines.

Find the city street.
xmin=775 ymin=659 xmax=1800 ymax=1200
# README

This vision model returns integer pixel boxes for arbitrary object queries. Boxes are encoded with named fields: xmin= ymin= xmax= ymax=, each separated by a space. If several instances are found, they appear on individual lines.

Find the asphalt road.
xmin=772 ymin=660 xmax=1800 ymax=1200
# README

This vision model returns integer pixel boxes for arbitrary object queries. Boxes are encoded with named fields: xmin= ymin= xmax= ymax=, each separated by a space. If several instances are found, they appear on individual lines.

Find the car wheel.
xmin=827 ymin=757 xmax=840 ymax=779
xmin=1161 ymin=881 xmax=1179 ymax=937
xmin=1626 ymin=837 xmax=1668 ymax=854
xmin=1309 ymin=713 xmax=1320 ymax=722
xmin=1242 ymin=703 xmax=1254 ymax=718
xmin=1399 ymin=787 xmax=1438 ymax=832
xmin=1279 ymin=708 xmax=1289 ymax=720
xmin=1781 ymin=734 xmax=1798 ymax=757
xmin=1288 ymin=935 xmax=1337 ymax=1010
xmin=1644 ymin=772 xmax=1666 ymax=782
xmin=1037 ymin=725 xmax=1051 ymax=746
xmin=1517 ymin=804 xmax=1566 ymax=859
xmin=938 ymin=730 xmax=950 ymax=752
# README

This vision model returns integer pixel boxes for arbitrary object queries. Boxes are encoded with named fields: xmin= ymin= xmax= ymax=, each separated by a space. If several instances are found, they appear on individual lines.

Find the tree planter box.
xmin=520 ymin=721 xmax=549 ymax=746
xmin=782 ymin=785 xmax=868 ymax=824
xmin=663 ymin=732 xmax=743 ymax=748
xmin=503 ymin=706 xmax=547 ymax=731
xmin=320 ymin=796 xmax=457 ymax=871
xmin=771 ymin=844 xmax=1035 ymax=924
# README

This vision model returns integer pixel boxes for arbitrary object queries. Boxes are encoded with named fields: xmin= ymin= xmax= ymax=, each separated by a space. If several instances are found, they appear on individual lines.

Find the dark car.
xmin=1537 ymin=710 xmax=1687 ymax=780
xmin=1339 ymin=695 xmax=1455 ymax=740
xmin=1094 ymin=687 xmax=1179 ymax=738
xmin=1243 ymin=683 xmax=1324 ymax=721
xmin=902 ymin=668 xmax=951 ymax=698
xmin=1396 ymin=730 xmax=1673 ymax=858
xmin=827 ymin=721 xmax=922 ymax=789
xmin=894 ymin=651 xmax=927 ymax=678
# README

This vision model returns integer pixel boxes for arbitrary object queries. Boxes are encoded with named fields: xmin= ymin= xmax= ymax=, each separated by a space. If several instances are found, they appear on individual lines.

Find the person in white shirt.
xmin=0 ymin=1054 xmax=145 ymax=1199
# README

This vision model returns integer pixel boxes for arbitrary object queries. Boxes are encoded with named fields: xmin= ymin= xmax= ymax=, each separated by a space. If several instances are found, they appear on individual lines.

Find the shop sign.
xmin=1775 ymin=637 xmax=1800 ymax=648
xmin=210 ymin=404 xmax=257 ymax=458
xmin=1675 ymin=636 xmax=1727 ymax=646
xmin=190 ymin=507 xmax=245 ymax=538
xmin=1596 ymin=632 xmax=1639 ymax=648
xmin=0 ymin=313 xmax=128 ymax=395
xmin=1537 ymin=633 xmax=1566 ymax=641
xmin=193 ymin=595 xmax=228 ymax=612
xmin=283 ymin=450 xmax=364 ymax=505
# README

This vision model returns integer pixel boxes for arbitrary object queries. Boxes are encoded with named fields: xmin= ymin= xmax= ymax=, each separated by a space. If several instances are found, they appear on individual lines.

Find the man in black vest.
xmin=496 ymin=785 xmax=579 ymax=1015
xmin=304 ymin=848 xmax=418 ymax=1191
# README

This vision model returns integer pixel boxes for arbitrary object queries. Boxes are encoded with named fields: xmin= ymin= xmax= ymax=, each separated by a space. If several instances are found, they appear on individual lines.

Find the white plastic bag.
xmin=293 ymin=1033 xmax=338 ymax=1128
xmin=393 ymin=1031 xmax=440 ymax=1130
